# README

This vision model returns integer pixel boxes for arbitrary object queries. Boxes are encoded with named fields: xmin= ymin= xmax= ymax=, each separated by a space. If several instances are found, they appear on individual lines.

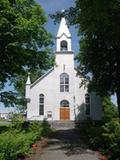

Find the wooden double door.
xmin=60 ymin=107 xmax=70 ymax=120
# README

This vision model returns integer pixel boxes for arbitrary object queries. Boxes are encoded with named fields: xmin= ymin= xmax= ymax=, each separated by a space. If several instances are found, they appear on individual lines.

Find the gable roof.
xmin=31 ymin=67 xmax=54 ymax=88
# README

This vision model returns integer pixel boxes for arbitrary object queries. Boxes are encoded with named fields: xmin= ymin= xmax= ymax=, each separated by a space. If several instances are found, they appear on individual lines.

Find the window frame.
xmin=85 ymin=93 xmax=90 ymax=115
xmin=60 ymin=100 xmax=69 ymax=107
xmin=60 ymin=73 xmax=69 ymax=92
xmin=39 ymin=94 xmax=44 ymax=115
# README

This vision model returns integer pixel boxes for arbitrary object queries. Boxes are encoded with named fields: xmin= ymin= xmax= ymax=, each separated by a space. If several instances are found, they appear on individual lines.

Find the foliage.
xmin=102 ymin=120 xmax=120 ymax=159
xmin=0 ymin=0 xmax=53 ymax=107
xmin=103 ymin=97 xmax=118 ymax=122
xmin=41 ymin=119 xmax=52 ymax=136
xmin=76 ymin=97 xmax=119 ymax=159
xmin=28 ymin=121 xmax=43 ymax=138
xmin=0 ymin=124 xmax=11 ymax=134
xmin=10 ymin=113 xmax=26 ymax=130
xmin=0 ymin=91 xmax=16 ymax=105
xmin=0 ymin=119 xmax=52 ymax=160
xmin=0 ymin=131 xmax=37 ymax=160
xmin=77 ymin=118 xmax=120 ymax=160
xmin=74 ymin=0 xmax=120 ymax=117
xmin=77 ymin=120 xmax=103 ymax=149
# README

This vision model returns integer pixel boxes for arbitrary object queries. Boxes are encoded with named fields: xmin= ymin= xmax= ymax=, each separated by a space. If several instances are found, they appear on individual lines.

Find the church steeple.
xmin=26 ymin=72 xmax=31 ymax=85
xmin=56 ymin=17 xmax=72 ymax=52
xmin=25 ymin=72 xmax=31 ymax=101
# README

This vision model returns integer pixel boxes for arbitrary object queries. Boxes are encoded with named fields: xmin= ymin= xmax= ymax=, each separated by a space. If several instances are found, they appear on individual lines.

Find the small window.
xmin=85 ymin=93 xmax=90 ymax=115
xmin=60 ymin=100 xmax=69 ymax=107
xmin=60 ymin=73 xmax=69 ymax=92
xmin=39 ymin=94 xmax=44 ymax=115
xmin=47 ymin=111 xmax=52 ymax=118
xmin=60 ymin=40 xmax=68 ymax=51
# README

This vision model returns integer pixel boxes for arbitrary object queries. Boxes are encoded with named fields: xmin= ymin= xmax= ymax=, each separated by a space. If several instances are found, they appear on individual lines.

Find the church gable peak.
xmin=57 ymin=17 xmax=71 ymax=38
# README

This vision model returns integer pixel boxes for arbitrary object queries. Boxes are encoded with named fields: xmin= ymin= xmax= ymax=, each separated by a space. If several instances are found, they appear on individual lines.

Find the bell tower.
xmin=56 ymin=17 xmax=72 ymax=52
xmin=55 ymin=17 xmax=74 ymax=71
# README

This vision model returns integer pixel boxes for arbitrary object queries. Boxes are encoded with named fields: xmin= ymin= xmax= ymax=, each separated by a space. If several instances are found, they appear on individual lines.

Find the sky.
xmin=0 ymin=0 xmax=117 ymax=113
xmin=36 ymin=0 xmax=79 ymax=53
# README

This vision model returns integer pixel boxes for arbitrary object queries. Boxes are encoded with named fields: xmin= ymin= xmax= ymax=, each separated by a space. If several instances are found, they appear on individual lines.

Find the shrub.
xmin=0 ymin=121 xmax=51 ymax=160
xmin=0 ymin=130 xmax=40 ymax=160
xmin=102 ymin=119 xmax=120 ymax=159
xmin=28 ymin=121 xmax=43 ymax=139
xmin=79 ymin=119 xmax=120 ymax=160
xmin=0 ymin=119 xmax=52 ymax=160
xmin=11 ymin=113 xmax=25 ymax=131
xmin=103 ymin=97 xmax=118 ymax=122
xmin=0 ymin=131 xmax=36 ymax=160
xmin=0 ymin=125 xmax=10 ymax=134
xmin=77 ymin=119 xmax=103 ymax=149
xmin=29 ymin=121 xmax=42 ymax=132
xmin=41 ymin=119 xmax=52 ymax=136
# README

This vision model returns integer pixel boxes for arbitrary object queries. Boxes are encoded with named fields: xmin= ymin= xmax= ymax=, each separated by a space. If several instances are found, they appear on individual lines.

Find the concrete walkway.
xmin=39 ymin=128 xmax=100 ymax=160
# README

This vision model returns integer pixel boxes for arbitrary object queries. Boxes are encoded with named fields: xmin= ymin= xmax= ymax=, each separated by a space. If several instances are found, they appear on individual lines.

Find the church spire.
xmin=26 ymin=72 xmax=31 ymax=85
xmin=57 ymin=17 xmax=71 ymax=38
xmin=56 ymin=17 xmax=72 ymax=52
xmin=25 ymin=72 xmax=31 ymax=101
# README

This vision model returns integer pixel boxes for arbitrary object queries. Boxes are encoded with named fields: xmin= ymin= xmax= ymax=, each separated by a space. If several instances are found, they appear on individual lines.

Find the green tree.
xmin=51 ymin=0 xmax=120 ymax=117
xmin=75 ymin=0 xmax=120 ymax=117
xmin=0 ymin=0 xmax=53 ymax=106
xmin=103 ymin=97 xmax=118 ymax=122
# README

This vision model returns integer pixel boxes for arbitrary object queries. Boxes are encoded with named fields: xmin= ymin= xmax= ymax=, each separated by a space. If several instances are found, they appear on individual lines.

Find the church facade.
xmin=25 ymin=17 xmax=103 ymax=121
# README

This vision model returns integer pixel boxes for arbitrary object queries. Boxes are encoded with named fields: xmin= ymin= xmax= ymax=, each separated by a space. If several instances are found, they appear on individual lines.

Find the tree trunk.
xmin=116 ymin=89 xmax=120 ymax=118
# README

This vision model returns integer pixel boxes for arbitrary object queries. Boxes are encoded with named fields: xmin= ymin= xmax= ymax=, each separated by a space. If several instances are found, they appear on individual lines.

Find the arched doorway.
xmin=60 ymin=100 xmax=70 ymax=120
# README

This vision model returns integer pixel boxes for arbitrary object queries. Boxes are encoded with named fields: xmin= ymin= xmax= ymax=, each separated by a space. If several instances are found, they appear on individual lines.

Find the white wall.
xmin=74 ymin=73 xmax=87 ymax=120
xmin=26 ymin=54 xmax=103 ymax=121
xmin=27 ymin=53 xmax=76 ymax=120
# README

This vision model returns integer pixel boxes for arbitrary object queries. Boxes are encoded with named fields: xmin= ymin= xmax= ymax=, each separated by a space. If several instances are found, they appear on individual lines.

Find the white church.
xmin=25 ymin=17 xmax=102 ymax=121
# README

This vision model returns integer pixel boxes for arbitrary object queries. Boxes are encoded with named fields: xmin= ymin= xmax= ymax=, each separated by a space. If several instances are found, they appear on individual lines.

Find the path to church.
xmin=39 ymin=126 xmax=100 ymax=160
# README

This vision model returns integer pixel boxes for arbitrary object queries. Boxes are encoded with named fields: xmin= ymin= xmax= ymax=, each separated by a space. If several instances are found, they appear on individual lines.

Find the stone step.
xmin=49 ymin=121 xmax=75 ymax=129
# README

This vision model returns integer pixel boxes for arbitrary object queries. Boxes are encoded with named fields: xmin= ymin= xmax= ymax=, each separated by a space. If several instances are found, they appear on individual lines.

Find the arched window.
xmin=85 ymin=93 xmax=90 ymax=115
xmin=60 ymin=73 xmax=69 ymax=92
xmin=60 ymin=100 xmax=69 ymax=107
xmin=39 ymin=94 xmax=44 ymax=115
xmin=60 ymin=40 xmax=68 ymax=51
